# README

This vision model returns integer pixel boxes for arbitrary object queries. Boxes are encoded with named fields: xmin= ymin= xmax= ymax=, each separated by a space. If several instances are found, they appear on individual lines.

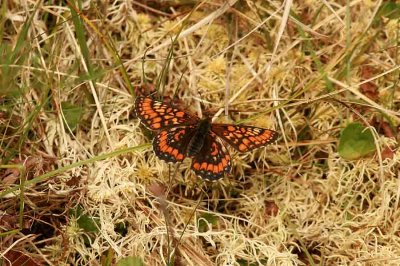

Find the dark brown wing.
xmin=135 ymin=96 xmax=199 ymax=130
xmin=211 ymin=124 xmax=277 ymax=152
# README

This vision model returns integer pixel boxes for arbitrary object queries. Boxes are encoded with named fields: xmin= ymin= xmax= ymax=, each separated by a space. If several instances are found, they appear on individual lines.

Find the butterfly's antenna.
xmin=194 ymin=90 xmax=206 ymax=119
xmin=197 ymin=90 xmax=205 ymax=106
xmin=197 ymin=89 xmax=203 ymax=99
xmin=141 ymin=46 xmax=151 ymax=88
xmin=149 ymin=90 xmax=158 ymax=97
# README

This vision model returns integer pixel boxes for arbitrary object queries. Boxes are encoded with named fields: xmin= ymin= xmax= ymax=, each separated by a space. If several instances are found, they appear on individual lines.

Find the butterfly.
xmin=135 ymin=96 xmax=278 ymax=181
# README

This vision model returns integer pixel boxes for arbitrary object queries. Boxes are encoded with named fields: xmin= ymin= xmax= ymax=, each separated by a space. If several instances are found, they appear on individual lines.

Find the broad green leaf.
xmin=70 ymin=206 xmax=99 ymax=233
xmin=338 ymin=123 xmax=376 ymax=160
xmin=77 ymin=214 xmax=99 ymax=233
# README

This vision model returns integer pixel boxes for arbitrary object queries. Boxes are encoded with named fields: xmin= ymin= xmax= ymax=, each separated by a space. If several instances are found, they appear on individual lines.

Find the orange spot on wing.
xmin=153 ymin=123 xmax=161 ymax=129
xmin=221 ymin=158 xmax=227 ymax=167
xmin=210 ymin=143 xmax=218 ymax=156
xmin=193 ymin=162 xmax=200 ymax=170
xmin=255 ymin=136 xmax=263 ymax=142
xmin=227 ymin=125 xmax=235 ymax=132
xmin=148 ymin=113 xmax=158 ymax=119
xmin=238 ymin=144 xmax=247 ymax=151
xmin=174 ymin=133 xmax=180 ymax=141
xmin=201 ymin=162 xmax=207 ymax=170
xmin=172 ymin=149 xmax=178 ymax=157
xmin=218 ymin=163 xmax=223 ymax=172
xmin=166 ymin=146 xmax=173 ymax=154
xmin=207 ymin=164 xmax=214 ymax=171
xmin=213 ymin=165 xmax=219 ymax=173
xmin=177 ymin=154 xmax=184 ymax=160
xmin=242 ymin=138 xmax=250 ymax=145
xmin=257 ymin=135 xmax=266 ymax=141
xmin=153 ymin=117 xmax=162 ymax=123
xmin=265 ymin=132 xmax=275 ymax=141
xmin=160 ymin=144 xmax=168 ymax=152
xmin=176 ymin=112 xmax=185 ymax=118
xmin=141 ymin=106 xmax=152 ymax=111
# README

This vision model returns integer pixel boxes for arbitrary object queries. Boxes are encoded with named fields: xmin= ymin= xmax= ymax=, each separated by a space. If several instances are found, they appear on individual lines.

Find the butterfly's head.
xmin=197 ymin=117 xmax=212 ymax=132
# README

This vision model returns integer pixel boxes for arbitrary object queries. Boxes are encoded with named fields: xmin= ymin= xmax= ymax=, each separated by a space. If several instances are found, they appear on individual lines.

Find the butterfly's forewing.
xmin=135 ymin=97 xmax=199 ymax=131
xmin=153 ymin=126 xmax=196 ymax=163
xmin=191 ymin=133 xmax=231 ymax=181
xmin=211 ymin=124 xmax=278 ymax=152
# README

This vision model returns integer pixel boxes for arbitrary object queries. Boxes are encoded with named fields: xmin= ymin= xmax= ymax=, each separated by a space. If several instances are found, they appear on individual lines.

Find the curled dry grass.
xmin=1 ymin=0 xmax=400 ymax=265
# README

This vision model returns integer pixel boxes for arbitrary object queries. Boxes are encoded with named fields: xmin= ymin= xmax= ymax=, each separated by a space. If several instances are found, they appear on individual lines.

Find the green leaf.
xmin=116 ymin=257 xmax=144 ymax=266
xmin=61 ymin=102 xmax=83 ymax=131
xmin=338 ymin=123 xmax=376 ymax=160
xmin=378 ymin=2 xmax=400 ymax=19
xmin=77 ymin=213 xmax=99 ymax=232
xmin=197 ymin=213 xmax=217 ymax=233
xmin=70 ymin=206 xmax=99 ymax=233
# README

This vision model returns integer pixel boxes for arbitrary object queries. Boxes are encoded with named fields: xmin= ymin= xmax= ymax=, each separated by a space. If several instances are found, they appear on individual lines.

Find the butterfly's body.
xmin=135 ymin=96 xmax=277 ymax=181
xmin=187 ymin=118 xmax=211 ymax=157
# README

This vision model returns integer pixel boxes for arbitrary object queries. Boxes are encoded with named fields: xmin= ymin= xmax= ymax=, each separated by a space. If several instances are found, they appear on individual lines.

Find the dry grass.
xmin=1 ymin=0 xmax=400 ymax=265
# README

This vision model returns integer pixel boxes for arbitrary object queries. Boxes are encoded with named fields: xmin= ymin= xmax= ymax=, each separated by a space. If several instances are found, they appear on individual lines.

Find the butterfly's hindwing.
xmin=153 ymin=126 xmax=196 ymax=163
xmin=191 ymin=133 xmax=231 ymax=181
xmin=211 ymin=124 xmax=277 ymax=152
xmin=135 ymin=97 xmax=198 ymax=130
